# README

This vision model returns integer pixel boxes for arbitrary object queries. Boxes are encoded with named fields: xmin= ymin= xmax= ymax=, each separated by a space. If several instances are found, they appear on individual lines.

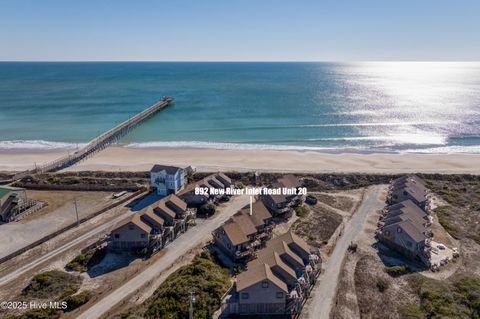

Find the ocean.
xmin=0 ymin=62 xmax=479 ymax=153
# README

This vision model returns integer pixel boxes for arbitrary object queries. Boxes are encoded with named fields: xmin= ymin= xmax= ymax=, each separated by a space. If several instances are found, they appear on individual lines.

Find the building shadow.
xmin=86 ymin=250 xmax=140 ymax=278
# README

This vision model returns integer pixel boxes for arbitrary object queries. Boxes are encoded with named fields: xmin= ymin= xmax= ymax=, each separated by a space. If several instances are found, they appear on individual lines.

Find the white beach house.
xmin=150 ymin=164 xmax=185 ymax=195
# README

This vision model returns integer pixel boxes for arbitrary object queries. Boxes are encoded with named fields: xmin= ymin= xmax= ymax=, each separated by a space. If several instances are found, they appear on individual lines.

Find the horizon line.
xmin=1 ymin=60 xmax=479 ymax=63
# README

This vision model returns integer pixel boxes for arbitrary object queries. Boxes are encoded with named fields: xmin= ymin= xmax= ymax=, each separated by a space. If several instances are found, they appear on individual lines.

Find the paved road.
xmin=308 ymin=185 xmax=386 ymax=319
xmin=77 ymin=195 xmax=251 ymax=319
xmin=0 ymin=207 xmax=135 ymax=287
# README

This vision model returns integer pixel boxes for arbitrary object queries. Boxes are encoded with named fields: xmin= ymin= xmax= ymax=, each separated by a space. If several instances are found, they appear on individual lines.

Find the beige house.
xmin=387 ymin=175 xmax=430 ymax=210
xmin=378 ymin=197 xmax=433 ymax=265
xmin=236 ymin=262 xmax=289 ymax=315
xmin=221 ymin=231 xmax=322 ymax=317
xmin=213 ymin=201 xmax=273 ymax=261
xmin=109 ymin=194 xmax=191 ymax=250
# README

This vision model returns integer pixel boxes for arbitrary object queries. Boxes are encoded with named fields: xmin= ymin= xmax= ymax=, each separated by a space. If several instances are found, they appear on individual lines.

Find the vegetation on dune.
xmin=66 ymin=247 xmax=106 ymax=272
xmin=4 ymin=308 xmax=61 ymax=319
xmin=63 ymin=291 xmax=92 ymax=312
xmin=22 ymin=270 xmax=82 ymax=299
xmin=294 ymin=205 xmax=307 ymax=217
xmin=407 ymin=275 xmax=480 ymax=319
xmin=385 ymin=265 xmax=410 ymax=277
xmin=141 ymin=251 xmax=231 ymax=319
xmin=198 ymin=203 xmax=216 ymax=216
xmin=425 ymin=178 xmax=480 ymax=244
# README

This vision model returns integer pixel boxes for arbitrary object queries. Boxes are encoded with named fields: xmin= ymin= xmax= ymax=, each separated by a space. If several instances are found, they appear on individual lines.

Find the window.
xmin=241 ymin=292 xmax=249 ymax=299
xmin=114 ymin=234 xmax=120 ymax=239
xmin=262 ymin=280 xmax=269 ymax=288
xmin=276 ymin=292 xmax=284 ymax=299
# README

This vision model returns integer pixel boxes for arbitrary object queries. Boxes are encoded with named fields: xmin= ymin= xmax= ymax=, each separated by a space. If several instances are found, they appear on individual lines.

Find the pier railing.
xmin=13 ymin=97 xmax=174 ymax=180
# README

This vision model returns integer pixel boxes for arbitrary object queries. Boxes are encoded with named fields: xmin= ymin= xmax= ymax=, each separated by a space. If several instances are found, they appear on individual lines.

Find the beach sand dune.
xmin=1 ymin=146 xmax=479 ymax=174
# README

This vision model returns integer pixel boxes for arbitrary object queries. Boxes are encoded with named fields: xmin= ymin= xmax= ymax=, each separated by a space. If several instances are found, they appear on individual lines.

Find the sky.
xmin=0 ymin=0 xmax=479 ymax=61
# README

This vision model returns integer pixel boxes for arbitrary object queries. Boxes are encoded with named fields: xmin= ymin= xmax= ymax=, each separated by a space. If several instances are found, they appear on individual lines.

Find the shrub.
xmin=22 ymin=270 xmax=82 ymax=299
xmin=144 ymin=252 xmax=231 ymax=319
xmin=294 ymin=205 xmax=307 ymax=217
xmin=384 ymin=265 xmax=409 ymax=277
xmin=63 ymin=291 xmax=92 ymax=312
xmin=398 ymin=303 xmax=423 ymax=319
xmin=235 ymin=181 xmax=245 ymax=189
xmin=66 ymin=248 xmax=106 ymax=272
xmin=376 ymin=277 xmax=390 ymax=292
xmin=198 ymin=203 xmax=216 ymax=216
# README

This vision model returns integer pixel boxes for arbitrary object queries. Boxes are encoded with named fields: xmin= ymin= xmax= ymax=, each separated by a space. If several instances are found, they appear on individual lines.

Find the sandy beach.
xmin=1 ymin=146 xmax=480 ymax=174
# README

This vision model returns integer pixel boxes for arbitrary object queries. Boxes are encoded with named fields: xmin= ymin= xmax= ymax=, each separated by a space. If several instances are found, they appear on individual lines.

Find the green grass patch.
xmin=66 ymin=248 xmax=106 ymax=272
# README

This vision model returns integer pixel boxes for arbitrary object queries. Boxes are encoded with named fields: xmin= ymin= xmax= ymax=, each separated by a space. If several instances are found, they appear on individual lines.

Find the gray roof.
xmin=150 ymin=164 xmax=183 ymax=175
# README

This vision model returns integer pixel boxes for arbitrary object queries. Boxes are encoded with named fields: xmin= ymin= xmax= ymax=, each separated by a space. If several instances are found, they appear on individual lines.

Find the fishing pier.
xmin=13 ymin=96 xmax=174 ymax=180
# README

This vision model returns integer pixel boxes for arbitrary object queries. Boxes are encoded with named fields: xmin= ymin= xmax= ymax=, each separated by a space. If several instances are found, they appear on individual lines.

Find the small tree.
xmin=199 ymin=203 xmax=216 ymax=216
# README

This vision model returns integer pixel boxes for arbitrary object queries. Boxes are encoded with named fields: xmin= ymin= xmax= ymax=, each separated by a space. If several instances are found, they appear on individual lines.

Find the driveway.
xmin=307 ymin=185 xmax=386 ymax=319
xmin=76 ymin=194 xmax=251 ymax=319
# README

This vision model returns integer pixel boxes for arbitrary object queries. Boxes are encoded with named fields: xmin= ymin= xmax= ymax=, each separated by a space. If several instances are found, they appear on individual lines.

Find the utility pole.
xmin=189 ymin=290 xmax=195 ymax=319
xmin=74 ymin=198 xmax=79 ymax=227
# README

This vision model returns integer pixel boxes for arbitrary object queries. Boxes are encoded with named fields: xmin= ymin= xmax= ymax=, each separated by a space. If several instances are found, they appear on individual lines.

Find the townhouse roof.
xmin=222 ymin=222 xmax=249 ymax=246
xmin=150 ymin=164 xmax=183 ymax=175
xmin=267 ymin=240 xmax=304 ymax=267
xmin=385 ymin=199 xmax=420 ymax=212
xmin=391 ymin=176 xmax=428 ymax=203
xmin=140 ymin=206 xmax=165 ymax=228
xmin=231 ymin=213 xmax=257 ymax=237
xmin=164 ymin=194 xmax=187 ymax=211
xmin=255 ymin=248 xmax=296 ymax=280
xmin=154 ymin=201 xmax=177 ymax=219
xmin=216 ymin=172 xmax=232 ymax=186
xmin=383 ymin=219 xmax=427 ymax=243
xmin=239 ymin=201 xmax=272 ymax=228
xmin=278 ymin=174 xmax=301 ymax=189
xmin=275 ymin=231 xmax=311 ymax=257
xmin=236 ymin=262 xmax=288 ymax=293
xmin=115 ymin=213 xmax=152 ymax=234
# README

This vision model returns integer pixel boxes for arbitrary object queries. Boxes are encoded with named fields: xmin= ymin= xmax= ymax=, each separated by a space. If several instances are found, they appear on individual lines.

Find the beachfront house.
xmin=220 ymin=230 xmax=321 ymax=317
xmin=378 ymin=195 xmax=433 ymax=266
xmin=179 ymin=173 xmax=233 ymax=207
xmin=150 ymin=164 xmax=185 ymax=195
xmin=109 ymin=195 xmax=191 ymax=250
xmin=387 ymin=175 xmax=430 ymax=211
xmin=262 ymin=175 xmax=302 ymax=217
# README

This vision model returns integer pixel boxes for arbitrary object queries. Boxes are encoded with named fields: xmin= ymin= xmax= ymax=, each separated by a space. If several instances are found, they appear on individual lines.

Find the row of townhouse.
xmin=213 ymin=201 xmax=274 ymax=261
xmin=109 ymin=194 xmax=195 ymax=250
xmin=262 ymin=175 xmax=303 ymax=216
xmin=377 ymin=175 xmax=434 ymax=266
xmin=221 ymin=231 xmax=321 ymax=317
xmin=178 ymin=172 xmax=233 ymax=206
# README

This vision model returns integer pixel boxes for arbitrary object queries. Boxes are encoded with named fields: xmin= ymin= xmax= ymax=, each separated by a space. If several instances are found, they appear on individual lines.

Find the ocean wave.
xmin=0 ymin=140 xmax=85 ymax=151
xmin=125 ymin=141 xmax=363 ymax=152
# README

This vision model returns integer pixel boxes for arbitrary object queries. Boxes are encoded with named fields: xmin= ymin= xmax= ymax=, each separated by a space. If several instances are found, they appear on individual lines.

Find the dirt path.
xmin=306 ymin=185 xmax=387 ymax=319
xmin=76 ymin=195 xmax=251 ymax=319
